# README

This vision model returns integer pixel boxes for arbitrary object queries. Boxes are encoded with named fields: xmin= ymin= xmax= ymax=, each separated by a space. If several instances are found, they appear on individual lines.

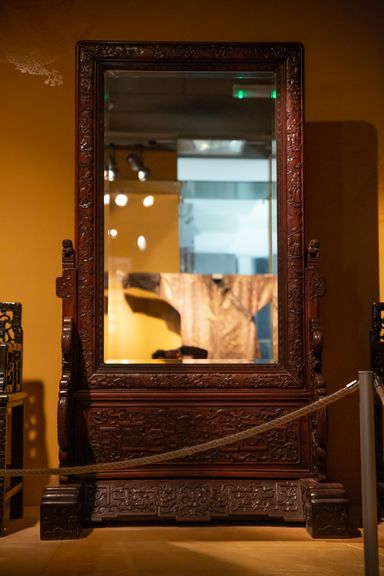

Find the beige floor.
xmin=1 ymin=508 xmax=384 ymax=575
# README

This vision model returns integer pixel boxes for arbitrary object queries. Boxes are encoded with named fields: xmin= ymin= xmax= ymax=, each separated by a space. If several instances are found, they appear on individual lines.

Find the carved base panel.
xmin=39 ymin=478 xmax=352 ymax=539
xmin=300 ymin=479 xmax=350 ymax=538
xmin=82 ymin=478 xmax=305 ymax=524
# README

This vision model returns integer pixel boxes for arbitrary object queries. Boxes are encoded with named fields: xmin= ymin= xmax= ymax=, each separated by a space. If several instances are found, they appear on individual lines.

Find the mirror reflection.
xmin=103 ymin=71 xmax=278 ymax=364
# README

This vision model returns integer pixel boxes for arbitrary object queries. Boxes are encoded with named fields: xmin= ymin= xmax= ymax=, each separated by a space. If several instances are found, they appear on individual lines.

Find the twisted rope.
xmin=0 ymin=379 xmax=359 ymax=478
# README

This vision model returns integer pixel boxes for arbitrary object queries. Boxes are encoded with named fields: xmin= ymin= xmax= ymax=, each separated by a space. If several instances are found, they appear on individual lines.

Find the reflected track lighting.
xmin=105 ymin=143 xmax=119 ymax=181
xmin=127 ymin=146 xmax=151 ymax=181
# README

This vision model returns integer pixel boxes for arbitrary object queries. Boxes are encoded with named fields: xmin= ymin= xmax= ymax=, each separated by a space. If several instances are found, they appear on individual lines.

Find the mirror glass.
xmin=103 ymin=70 xmax=278 ymax=364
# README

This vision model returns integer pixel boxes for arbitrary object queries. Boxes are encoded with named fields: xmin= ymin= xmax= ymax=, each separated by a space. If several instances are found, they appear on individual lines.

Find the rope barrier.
xmin=0 ymin=379 xmax=359 ymax=478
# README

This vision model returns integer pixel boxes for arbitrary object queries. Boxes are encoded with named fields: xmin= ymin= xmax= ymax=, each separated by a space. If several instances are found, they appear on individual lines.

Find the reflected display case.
xmin=40 ymin=42 xmax=350 ymax=539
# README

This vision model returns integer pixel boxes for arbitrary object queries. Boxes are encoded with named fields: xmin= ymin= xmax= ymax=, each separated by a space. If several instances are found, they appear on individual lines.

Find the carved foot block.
xmin=300 ymin=479 xmax=350 ymax=538
xmin=40 ymin=484 xmax=82 ymax=540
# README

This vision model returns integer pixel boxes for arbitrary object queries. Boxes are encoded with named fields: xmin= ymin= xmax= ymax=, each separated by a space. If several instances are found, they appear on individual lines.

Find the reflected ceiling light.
xmin=108 ymin=168 xmax=116 ymax=181
xmin=138 ymin=167 xmax=150 ymax=182
xmin=232 ymin=84 xmax=276 ymax=99
xmin=109 ymin=228 xmax=118 ymax=238
xmin=127 ymin=147 xmax=151 ymax=181
xmin=178 ymin=139 xmax=245 ymax=157
xmin=105 ymin=143 xmax=119 ymax=181
xmin=127 ymin=151 xmax=142 ymax=172
xmin=104 ymin=193 xmax=110 ymax=205
xmin=197 ymin=141 xmax=209 ymax=152
xmin=115 ymin=193 xmax=128 ymax=207
xmin=143 ymin=195 xmax=154 ymax=207
xmin=137 ymin=235 xmax=147 ymax=251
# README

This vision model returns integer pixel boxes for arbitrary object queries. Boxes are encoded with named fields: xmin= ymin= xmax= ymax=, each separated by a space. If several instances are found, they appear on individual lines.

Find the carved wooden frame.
xmin=76 ymin=41 xmax=305 ymax=391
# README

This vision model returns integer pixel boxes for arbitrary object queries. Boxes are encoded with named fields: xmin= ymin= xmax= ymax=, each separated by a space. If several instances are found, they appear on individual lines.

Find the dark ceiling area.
xmin=104 ymin=72 xmax=276 ymax=158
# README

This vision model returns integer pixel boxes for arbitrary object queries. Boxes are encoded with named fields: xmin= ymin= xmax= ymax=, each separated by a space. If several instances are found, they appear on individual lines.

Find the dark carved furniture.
xmin=371 ymin=302 xmax=384 ymax=518
xmin=371 ymin=302 xmax=384 ymax=381
xmin=40 ymin=42 xmax=350 ymax=539
xmin=0 ymin=302 xmax=26 ymax=536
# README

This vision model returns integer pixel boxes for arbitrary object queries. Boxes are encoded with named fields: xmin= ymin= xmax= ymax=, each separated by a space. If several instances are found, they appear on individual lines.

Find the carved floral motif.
xmin=0 ymin=303 xmax=22 ymax=345
xmin=371 ymin=302 xmax=384 ymax=380
xmin=88 ymin=370 xmax=301 ymax=390
xmin=0 ymin=303 xmax=22 ymax=394
xmin=83 ymin=479 xmax=303 ymax=522
xmin=83 ymin=405 xmax=302 ymax=466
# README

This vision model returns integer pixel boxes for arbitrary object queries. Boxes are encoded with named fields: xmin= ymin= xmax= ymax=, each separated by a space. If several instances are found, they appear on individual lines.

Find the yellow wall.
xmin=105 ymin=182 xmax=182 ymax=361
xmin=107 ymin=190 xmax=180 ymax=271
xmin=0 ymin=0 xmax=383 ymax=513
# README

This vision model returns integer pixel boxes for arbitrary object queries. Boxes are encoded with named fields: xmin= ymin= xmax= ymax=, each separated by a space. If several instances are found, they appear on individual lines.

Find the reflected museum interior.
xmin=103 ymin=71 xmax=278 ymax=364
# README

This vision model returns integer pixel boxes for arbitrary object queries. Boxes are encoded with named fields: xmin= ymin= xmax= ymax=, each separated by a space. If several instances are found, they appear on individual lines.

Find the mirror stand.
xmin=40 ymin=42 xmax=350 ymax=539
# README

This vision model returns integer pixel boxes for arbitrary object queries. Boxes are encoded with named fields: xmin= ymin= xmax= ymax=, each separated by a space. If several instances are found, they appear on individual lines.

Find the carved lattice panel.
xmin=77 ymin=403 xmax=310 ymax=472
xmin=83 ymin=479 xmax=304 ymax=522
xmin=0 ymin=303 xmax=22 ymax=394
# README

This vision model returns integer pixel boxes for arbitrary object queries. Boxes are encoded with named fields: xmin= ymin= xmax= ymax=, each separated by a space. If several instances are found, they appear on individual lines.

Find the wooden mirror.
xmin=40 ymin=42 xmax=350 ymax=540
xmin=81 ymin=41 xmax=304 ymax=380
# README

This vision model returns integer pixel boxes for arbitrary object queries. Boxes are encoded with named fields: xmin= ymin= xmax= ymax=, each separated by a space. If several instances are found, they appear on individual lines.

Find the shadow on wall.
xmin=305 ymin=121 xmax=379 ymax=520
xmin=23 ymin=380 xmax=49 ymax=506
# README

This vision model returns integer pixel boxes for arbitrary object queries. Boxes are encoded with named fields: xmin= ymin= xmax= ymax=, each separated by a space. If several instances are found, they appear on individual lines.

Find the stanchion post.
xmin=359 ymin=370 xmax=379 ymax=576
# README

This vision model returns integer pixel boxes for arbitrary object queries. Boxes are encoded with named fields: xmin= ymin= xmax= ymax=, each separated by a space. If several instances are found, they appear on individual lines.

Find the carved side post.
xmin=306 ymin=239 xmax=327 ymax=480
xmin=55 ymin=240 xmax=78 ymax=474
xmin=370 ymin=302 xmax=384 ymax=517
xmin=371 ymin=302 xmax=384 ymax=379
xmin=40 ymin=240 xmax=82 ymax=540
xmin=300 ymin=240 xmax=350 ymax=538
